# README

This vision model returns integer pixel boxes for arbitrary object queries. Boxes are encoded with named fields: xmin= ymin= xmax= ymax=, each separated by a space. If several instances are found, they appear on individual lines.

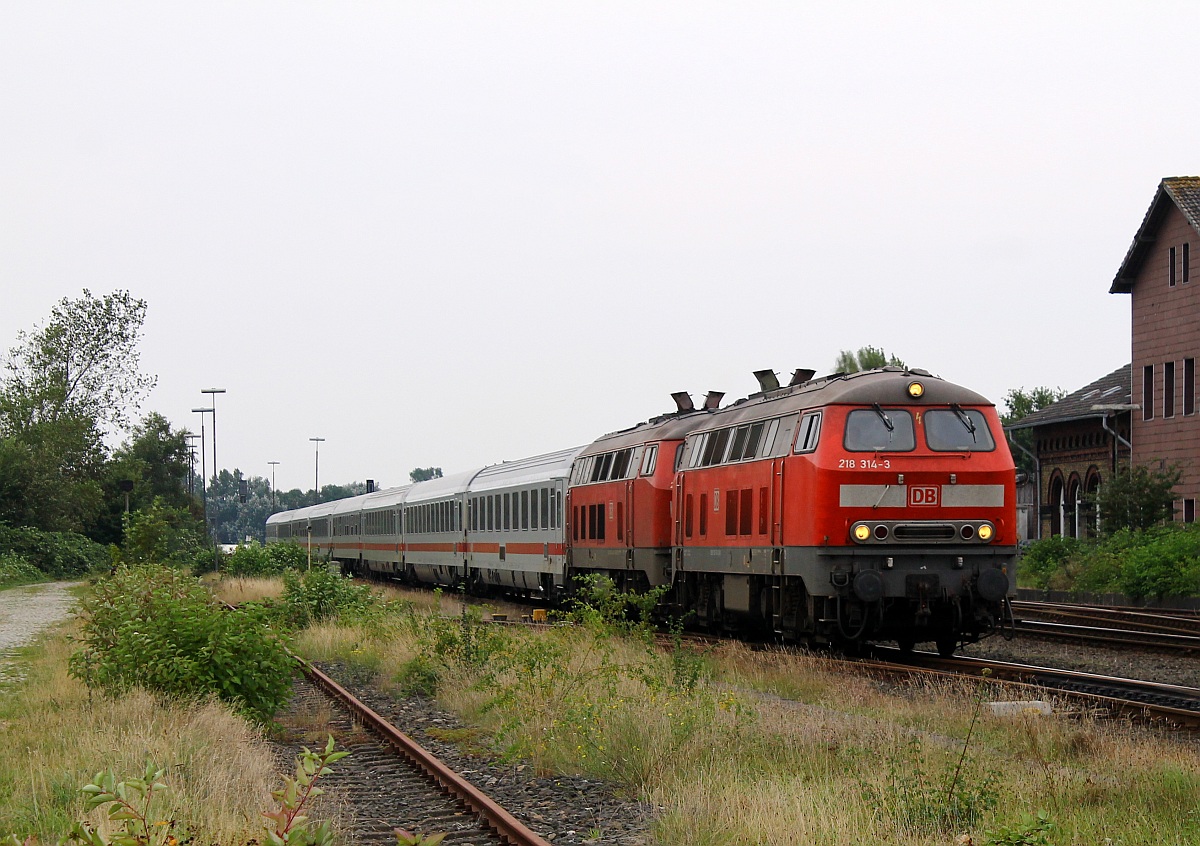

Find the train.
xmin=266 ymin=367 xmax=1017 ymax=655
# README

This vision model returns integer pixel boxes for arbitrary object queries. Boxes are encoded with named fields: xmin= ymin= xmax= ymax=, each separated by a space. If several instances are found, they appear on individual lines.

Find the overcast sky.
xmin=1 ymin=3 xmax=1191 ymax=492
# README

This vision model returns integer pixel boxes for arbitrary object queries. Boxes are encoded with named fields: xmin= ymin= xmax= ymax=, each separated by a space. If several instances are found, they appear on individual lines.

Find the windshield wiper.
xmin=950 ymin=403 xmax=977 ymax=443
xmin=872 ymin=403 xmax=894 ymax=432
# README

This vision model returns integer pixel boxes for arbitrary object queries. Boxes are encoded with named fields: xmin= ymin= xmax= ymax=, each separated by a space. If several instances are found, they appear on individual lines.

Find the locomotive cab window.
xmin=843 ymin=408 xmax=915 ymax=451
xmin=923 ymin=408 xmax=996 ymax=452
xmin=793 ymin=412 xmax=822 ymax=454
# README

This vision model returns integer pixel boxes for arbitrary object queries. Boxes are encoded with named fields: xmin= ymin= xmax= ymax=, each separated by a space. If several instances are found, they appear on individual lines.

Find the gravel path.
xmin=0 ymin=581 xmax=78 ymax=685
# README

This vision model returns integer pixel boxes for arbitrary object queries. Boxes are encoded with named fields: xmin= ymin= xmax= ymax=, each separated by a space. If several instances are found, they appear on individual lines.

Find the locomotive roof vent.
xmin=789 ymin=368 xmax=817 ymax=386
xmin=909 ymin=368 xmax=934 ymax=377
xmin=704 ymin=391 xmax=724 ymax=410
xmin=671 ymin=392 xmax=695 ymax=413
xmin=753 ymin=369 xmax=780 ymax=392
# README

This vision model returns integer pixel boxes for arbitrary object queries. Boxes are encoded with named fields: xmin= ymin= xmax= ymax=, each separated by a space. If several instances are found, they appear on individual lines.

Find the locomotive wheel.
xmin=935 ymin=635 xmax=957 ymax=657
xmin=896 ymin=636 xmax=915 ymax=654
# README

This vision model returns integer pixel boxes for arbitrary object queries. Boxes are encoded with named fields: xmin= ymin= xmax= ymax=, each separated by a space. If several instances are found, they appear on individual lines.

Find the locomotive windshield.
xmin=843 ymin=408 xmax=915 ymax=451
xmin=924 ymin=408 xmax=996 ymax=451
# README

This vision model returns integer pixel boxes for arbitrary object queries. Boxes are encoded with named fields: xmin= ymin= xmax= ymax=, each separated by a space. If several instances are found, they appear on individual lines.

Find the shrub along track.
xmin=277 ymin=659 xmax=657 ymax=845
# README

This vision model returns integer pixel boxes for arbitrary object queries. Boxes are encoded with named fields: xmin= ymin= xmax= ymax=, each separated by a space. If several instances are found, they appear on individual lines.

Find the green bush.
xmin=0 ymin=552 xmax=43 ymax=587
xmin=1020 ymin=523 xmax=1200 ymax=599
xmin=122 ymin=498 xmax=205 ymax=568
xmin=69 ymin=564 xmax=295 ymax=723
xmin=0 ymin=522 xmax=108 ymax=577
xmin=225 ymin=541 xmax=307 ymax=577
xmin=280 ymin=566 xmax=380 ymax=628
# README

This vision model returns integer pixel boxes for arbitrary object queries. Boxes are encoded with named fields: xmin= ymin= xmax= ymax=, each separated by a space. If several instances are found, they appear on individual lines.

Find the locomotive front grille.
xmin=893 ymin=523 xmax=956 ymax=541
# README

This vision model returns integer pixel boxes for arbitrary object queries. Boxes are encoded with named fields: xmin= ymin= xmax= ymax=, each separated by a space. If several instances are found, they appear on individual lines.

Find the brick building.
xmin=1006 ymin=365 xmax=1131 ymax=540
xmin=1111 ymin=176 xmax=1200 ymax=522
xmin=1007 ymin=176 xmax=1200 ymax=539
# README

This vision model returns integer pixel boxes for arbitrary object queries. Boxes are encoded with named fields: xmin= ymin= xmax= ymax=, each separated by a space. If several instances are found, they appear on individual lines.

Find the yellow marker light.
xmin=853 ymin=524 xmax=871 ymax=541
xmin=977 ymin=523 xmax=994 ymax=541
xmin=907 ymin=381 xmax=925 ymax=398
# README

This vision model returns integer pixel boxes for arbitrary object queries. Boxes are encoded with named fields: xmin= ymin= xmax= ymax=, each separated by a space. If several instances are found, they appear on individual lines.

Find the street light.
xmin=310 ymin=437 xmax=325 ymax=505
xmin=267 ymin=461 xmax=280 ymax=511
xmin=192 ymin=406 xmax=217 ymax=571
xmin=185 ymin=433 xmax=201 ymax=498
xmin=200 ymin=387 xmax=226 ymax=491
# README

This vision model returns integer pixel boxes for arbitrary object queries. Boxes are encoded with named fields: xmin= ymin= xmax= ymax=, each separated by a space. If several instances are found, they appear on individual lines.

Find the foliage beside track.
xmin=291 ymin=579 xmax=1200 ymax=845
xmin=69 ymin=564 xmax=295 ymax=723
xmin=0 ymin=522 xmax=108 ymax=578
xmin=1019 ymin=523 xmax=1200 ymax=599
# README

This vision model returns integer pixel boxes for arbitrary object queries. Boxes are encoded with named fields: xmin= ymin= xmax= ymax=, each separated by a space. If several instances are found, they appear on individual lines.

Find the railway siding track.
xmin=284 ymin=660 xmax=553 ymax=846
xmin=872 ymin=648 xmax=1200 ymax=728
xmin=1010 ymin=600 xmax=1200 ymax=653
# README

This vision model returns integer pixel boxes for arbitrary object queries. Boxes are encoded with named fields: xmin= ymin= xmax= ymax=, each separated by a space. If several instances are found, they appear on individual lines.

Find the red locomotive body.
xmin=570 ymin=368 xmax=1017 ymax=654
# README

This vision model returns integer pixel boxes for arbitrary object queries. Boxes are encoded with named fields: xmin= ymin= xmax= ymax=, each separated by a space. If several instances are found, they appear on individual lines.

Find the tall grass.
xmin=0 ymin=622 xmax=276 ymax=844
xmin=291 ymin=599 xmax=1200 ymax=846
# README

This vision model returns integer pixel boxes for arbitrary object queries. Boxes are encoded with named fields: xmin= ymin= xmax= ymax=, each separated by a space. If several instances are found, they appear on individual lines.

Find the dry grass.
xmin=289 ymin=609 xmax=1200 ymax=845
xmin=0 ymin=621 xmax=277 ymax=844
xmin=211 ymin=575 xmax=286 ymax=604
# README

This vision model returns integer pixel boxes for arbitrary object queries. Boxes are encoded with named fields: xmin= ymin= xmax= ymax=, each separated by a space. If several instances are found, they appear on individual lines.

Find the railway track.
xmin=1010 ymin=599 xmax=1200 ymax=653
xmin=281 ymin=659 xmax=552 ymax=846
xmin=870 ymin=647 xmax=1200 ymax=728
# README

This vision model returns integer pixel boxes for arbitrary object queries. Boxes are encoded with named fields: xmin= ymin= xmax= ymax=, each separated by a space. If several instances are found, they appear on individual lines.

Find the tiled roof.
xmin=1111 ymin=177 xmax=1200 ymax=293
xmin=1005 ymin=363 xmax=1132 ymax=430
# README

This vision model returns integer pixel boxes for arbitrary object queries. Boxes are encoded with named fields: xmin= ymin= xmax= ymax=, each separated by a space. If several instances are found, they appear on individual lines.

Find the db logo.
xmin=908 ymin=486 xmax=939 ymax=507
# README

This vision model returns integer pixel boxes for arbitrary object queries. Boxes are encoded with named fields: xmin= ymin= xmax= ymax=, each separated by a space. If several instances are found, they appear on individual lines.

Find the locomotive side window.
xmin=924 ymin=408 xmax=996 ymax=452
xmin=728 ymin=427 xmax=750 ymax=462
xmin=688 ymin=434 xmax=707 ymax=468
xmin=844 ymin=408 xmax=915 ymax=451
xmin=685 ymin=493 xmax=694 ymax=537
xmin=640 ymin=444 xmax=658 ymax=476
xmin=794 ymin=412 xmax=822 ymax=453
xmin=760 ymin=419 xmax=780 ymax=456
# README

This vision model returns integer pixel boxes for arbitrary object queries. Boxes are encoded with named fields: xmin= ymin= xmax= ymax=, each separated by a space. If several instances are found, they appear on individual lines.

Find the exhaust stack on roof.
xmin=789 ymin=368 xmax=817 ymax=386
xmin=671 ymin=392 xmax=695 ymax=413
xmin=753 ymin=369 xmax=780 ymax=392
xmin=704 ymin=391 xmax=724 ymax=410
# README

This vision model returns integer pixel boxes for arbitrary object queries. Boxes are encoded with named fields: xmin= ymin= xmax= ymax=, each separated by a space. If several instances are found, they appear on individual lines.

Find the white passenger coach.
xmin=265 ymin=446 xmax=583 ymax=595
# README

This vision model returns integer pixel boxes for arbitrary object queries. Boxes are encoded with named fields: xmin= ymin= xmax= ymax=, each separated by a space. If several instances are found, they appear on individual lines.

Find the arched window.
xmin=1067 ymin=474 xmax=1083 ymax=539
xmin=1048 ymin=472 xmax=1065 ymax=537
xmin=1085 ymin=468 xmax=1102 ymax=537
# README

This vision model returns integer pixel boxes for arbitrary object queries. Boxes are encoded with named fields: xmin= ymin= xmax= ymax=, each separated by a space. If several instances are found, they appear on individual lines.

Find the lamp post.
xmin=267 ymin=461 xmax=280 ymax=511
xmin=185 ymin=433 xmax=201 ymax=498
xmin=200 ymin=387 xmax=226 ymax=493
xmin=192 ymin=406 xmax=218 ymax=571
xmin=310 ymin=437 xmax=325 ymax=505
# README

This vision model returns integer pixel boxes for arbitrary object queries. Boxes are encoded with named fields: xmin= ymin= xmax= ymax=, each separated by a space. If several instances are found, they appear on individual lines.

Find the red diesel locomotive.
xmin=268 ymin=367 xmax=1016 ymax=654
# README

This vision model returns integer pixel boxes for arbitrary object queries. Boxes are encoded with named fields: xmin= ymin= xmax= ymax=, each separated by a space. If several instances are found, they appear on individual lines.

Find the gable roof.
xmin=1110 ymin=177 xmax=1200 ymax=294
xmin=1004 ymin=363 xmax=1132 ymax=431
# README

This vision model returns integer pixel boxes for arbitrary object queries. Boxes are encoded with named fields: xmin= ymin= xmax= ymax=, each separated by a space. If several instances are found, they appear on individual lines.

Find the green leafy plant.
xmin=281 ymin=566 xmax=381 ymax=628
xmin=63 ymin=761 xmax=173 ymax=846
xmin=69 ymin=564 xmax=295 ymax=723
xmin=393 ymin=830 xmax=446 ymax=845
xmin=262 ymin=736 xmax=348 ymax=846
xmin=0 ymin=551 xmax=43 ymax=587
xmin=984 ymin=810 xmax=1055 ymax=845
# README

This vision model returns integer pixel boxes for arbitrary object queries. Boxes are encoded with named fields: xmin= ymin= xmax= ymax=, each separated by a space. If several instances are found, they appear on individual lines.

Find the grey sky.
xmin=0 ymin=3 xmax=1187 ymax=492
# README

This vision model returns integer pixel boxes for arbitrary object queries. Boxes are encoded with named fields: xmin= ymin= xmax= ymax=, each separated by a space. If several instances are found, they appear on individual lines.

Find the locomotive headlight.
xmin=853 ymin=524 xmax=871 ymax=542
xmin=977 ymin=523 xmax=994 ymax=541
xmin=907 ymin=381 xmax=925 ymax=399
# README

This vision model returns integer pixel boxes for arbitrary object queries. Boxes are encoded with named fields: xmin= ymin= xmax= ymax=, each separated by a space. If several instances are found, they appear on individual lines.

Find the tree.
xmin=833 ymin=346 xmax=906 ymax=373
xmin=1001 ymin=386 xmax=1066 ymax=477
xmin=410 ymin=467 xmax=443 ymax=483
xmin=1 ymin=289 xmax=156 ymax=432
xmin=1092 ymin=463 xmax=1180 ymax=535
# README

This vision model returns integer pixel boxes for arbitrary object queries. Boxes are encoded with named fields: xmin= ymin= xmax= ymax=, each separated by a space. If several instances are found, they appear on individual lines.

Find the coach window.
xmin=522 ymin=490 xmax=530 ymax=530
xmin=530 ymin=489 xmax=539 ymax=531
xmin=794 ymin=413 xmax=822 ymax=453
xmin=539 ymin=487 xmax=549 ymax=528
xmin=556 ymin=489 xmax=563 ymax=529
xmin=640 ymin=444 xmax=659 ymax=476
